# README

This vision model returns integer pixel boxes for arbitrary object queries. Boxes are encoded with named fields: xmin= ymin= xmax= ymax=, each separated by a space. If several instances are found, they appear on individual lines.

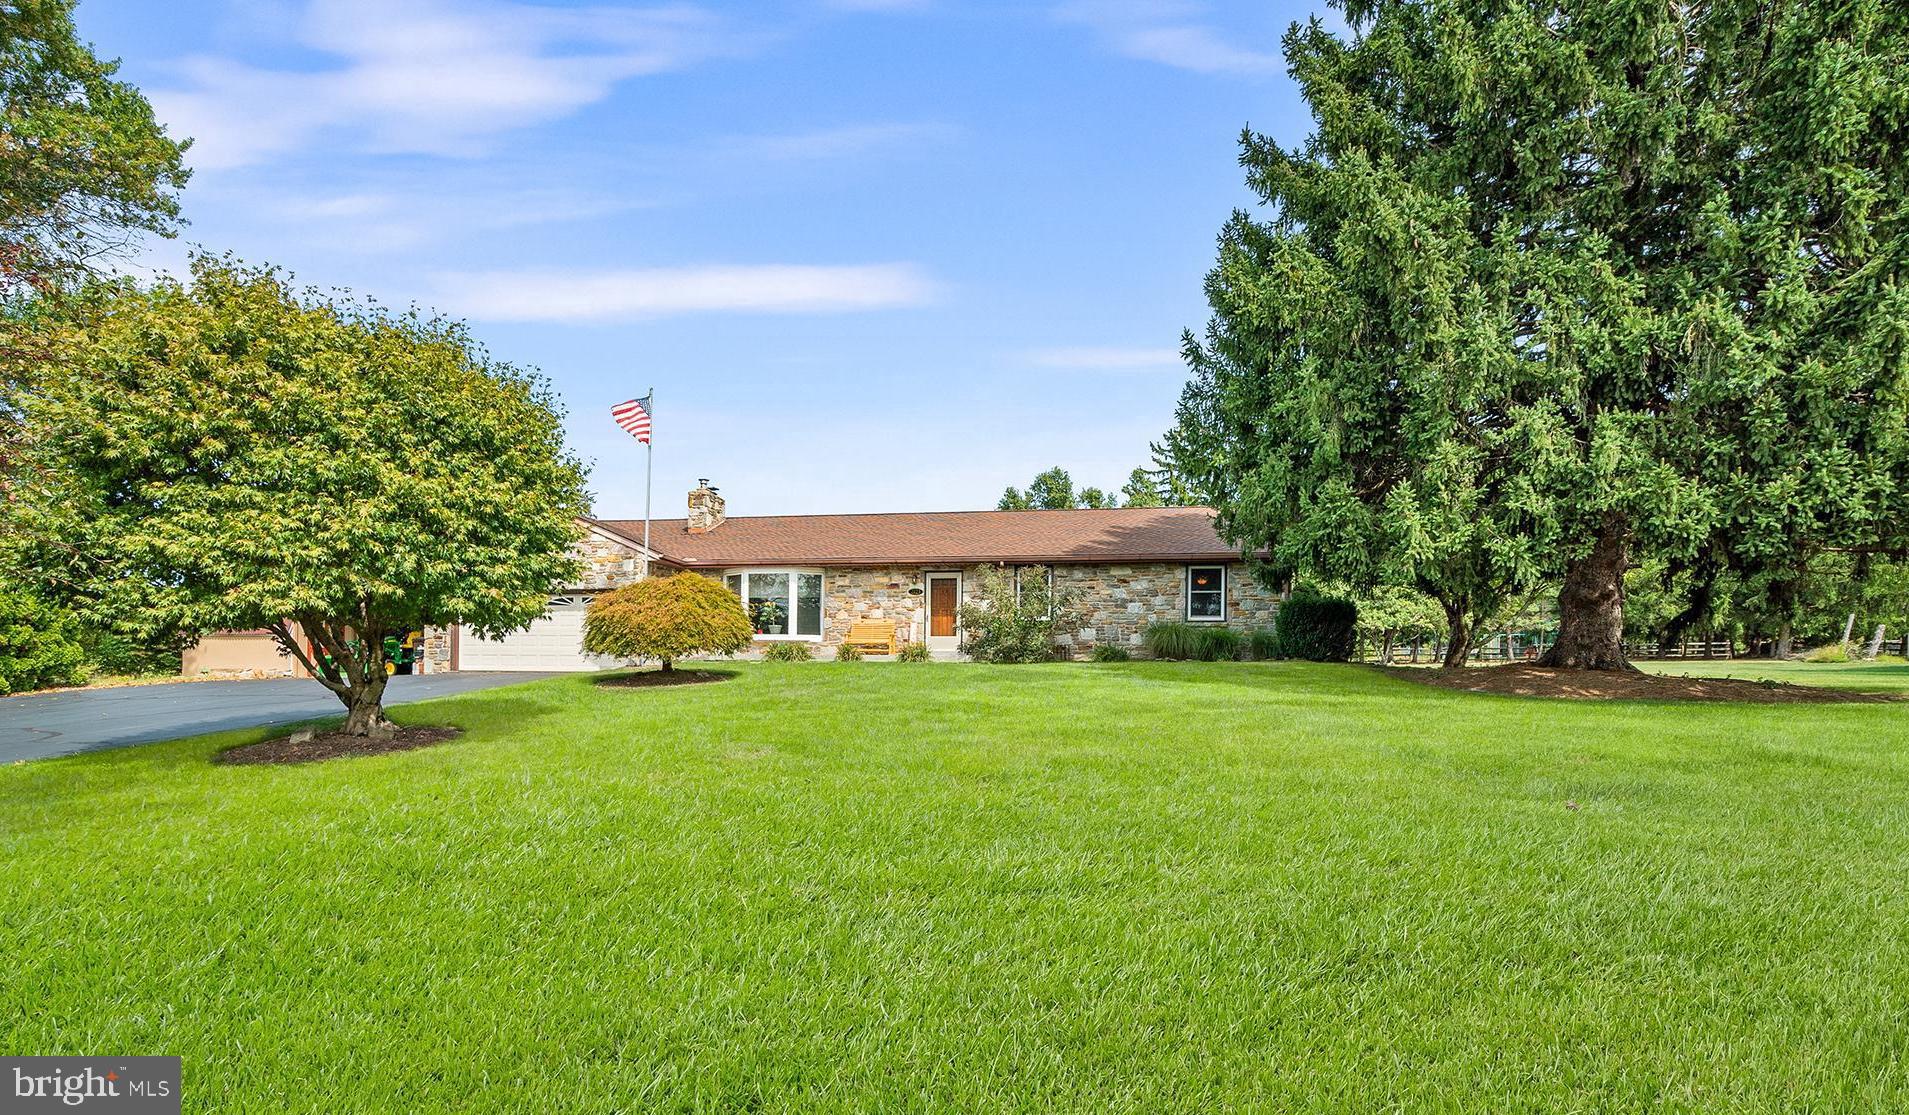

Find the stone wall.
xmin=421 ymin=626 xmax=453 ymax=673
xmin=744 ymin=561 xmax=1277 ymax=656
xmin=821 ymin=565 xmax=933 ymax=646
xmin=1052 ymin=562 xmax=1279 ymax=655
xmin=567 ymin=531 xmax=654 ymax=591
xmin=532 ymin=559 xmax=1280 ymax=662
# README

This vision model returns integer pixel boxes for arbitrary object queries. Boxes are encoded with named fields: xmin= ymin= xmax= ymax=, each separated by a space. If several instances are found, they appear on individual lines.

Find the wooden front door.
xmin=927 ymin=575 xmax=959 ymax=650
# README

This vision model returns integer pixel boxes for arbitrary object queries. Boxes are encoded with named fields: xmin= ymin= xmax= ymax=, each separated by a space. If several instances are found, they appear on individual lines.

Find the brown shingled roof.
xmin=591 ymin=506 xmax=1249 ymax=568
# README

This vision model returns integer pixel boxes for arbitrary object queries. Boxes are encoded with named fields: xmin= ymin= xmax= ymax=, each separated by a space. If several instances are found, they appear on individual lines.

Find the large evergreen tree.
xmin=1167 ymin=0 xmax=1909 ymax=669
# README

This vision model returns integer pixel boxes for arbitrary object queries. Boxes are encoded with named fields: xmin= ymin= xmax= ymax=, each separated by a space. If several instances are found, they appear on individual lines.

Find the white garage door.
xmin=458 ymin=595 xmax=619 ymax=672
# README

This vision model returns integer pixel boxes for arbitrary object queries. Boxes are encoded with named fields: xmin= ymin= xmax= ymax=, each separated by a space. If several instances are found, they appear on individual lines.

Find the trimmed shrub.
xmin=1143 ymin=622 xmax=1242 ymax=661
xmin=583 ymin=573 xmax=754 ymax=672
xmin=1090 ymin=642 xmax=1131 ymax=662
xmin=761 ymin=641 xmax=813 ymax=662
xmin=1803 ymin=643 xmax=1850 ymax=663
xmin=898 ymin=642 xmax=931 ymax=662
xmin=1273 ymin=591 xmax=1359 ymax=662
xmin=834 ymin=643 xmax=864 ymax=662
xmin=0 ymin=589 xmax=88 ymax=694
xmin=1248 ymin=627 xmax=1280 ymax=661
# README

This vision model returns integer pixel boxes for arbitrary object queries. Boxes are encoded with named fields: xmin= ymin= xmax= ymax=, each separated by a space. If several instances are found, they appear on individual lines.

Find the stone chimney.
xmin=687 ymin=479 xmax=725 ymax=534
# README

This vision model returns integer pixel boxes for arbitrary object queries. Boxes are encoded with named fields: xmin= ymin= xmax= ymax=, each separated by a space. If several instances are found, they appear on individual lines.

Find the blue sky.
xmin=78 ymin=0 xmax=1322 ymax=517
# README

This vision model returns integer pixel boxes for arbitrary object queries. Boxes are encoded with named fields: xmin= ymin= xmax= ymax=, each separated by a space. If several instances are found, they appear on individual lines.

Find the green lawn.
xmin=5 ymin=663 xmax=1909 ymax=1112
xmin=1636 ymin=656 xmax=1909 ymax=692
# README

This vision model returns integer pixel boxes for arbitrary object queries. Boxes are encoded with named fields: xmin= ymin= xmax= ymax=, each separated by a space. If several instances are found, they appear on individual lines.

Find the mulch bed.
xmin=1383 ymin=663 xmax=1899 ymax=704
xmin=596 ymin=669 xmax=735 ymax=689
xmin=217 ymin=726 xmax=462 ymax=765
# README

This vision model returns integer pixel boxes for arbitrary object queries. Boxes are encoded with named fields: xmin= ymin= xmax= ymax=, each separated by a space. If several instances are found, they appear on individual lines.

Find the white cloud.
xmin=151 ymin=0 xmax=746 ymax=169
xmin=1024 ymin=345 xmax=1183 ymax=371
xmin=429 ymin=263 xmax=940 ymax=322
xmin=1057 ymin=1 xmax=1280 ymax=76
xmin=724 ymin=122 xmax=956 ymax=162
xmin=220 ymin=175 xmax=649 ymax=254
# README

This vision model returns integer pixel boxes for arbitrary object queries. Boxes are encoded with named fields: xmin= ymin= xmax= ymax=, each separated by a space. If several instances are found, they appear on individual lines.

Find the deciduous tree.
xmin=1000 ymin=465 xmax=1190 ymax=510
xmin=999 ymin=466 xmax=1081 ymax=510
xmin=8 ymin=257 xmax=589 ymax=736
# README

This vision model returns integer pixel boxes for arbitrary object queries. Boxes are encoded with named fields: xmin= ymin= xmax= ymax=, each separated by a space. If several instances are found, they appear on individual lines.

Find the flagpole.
xmin=643 ymin=388 xmax=654 ymax=578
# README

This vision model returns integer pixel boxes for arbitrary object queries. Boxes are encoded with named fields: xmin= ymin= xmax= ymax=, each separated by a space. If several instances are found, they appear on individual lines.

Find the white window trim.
xmin=1186 ymin=564 xmax=1227 ymax=623
xmin=725 ymin=568 xmax=826 ymax=641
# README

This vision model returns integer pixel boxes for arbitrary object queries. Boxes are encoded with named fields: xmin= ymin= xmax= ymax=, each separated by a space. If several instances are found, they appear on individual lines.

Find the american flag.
xmin=612 ymin=395 xmax=652 ymax=444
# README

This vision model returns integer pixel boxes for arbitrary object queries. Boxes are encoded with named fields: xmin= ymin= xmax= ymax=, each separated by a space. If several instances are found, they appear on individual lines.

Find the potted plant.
xmin=751 ymin=600 xmax=787 ymax=635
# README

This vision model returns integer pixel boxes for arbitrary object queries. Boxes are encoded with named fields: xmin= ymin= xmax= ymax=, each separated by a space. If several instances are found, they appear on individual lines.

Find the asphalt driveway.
xmin=0 ymin=673 xmax=566 ymax=762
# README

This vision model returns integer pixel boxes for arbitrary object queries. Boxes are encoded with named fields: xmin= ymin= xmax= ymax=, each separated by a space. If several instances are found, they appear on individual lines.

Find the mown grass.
xmin=1636 ymin=656 xmax=1909 ymax=692
xmin=5 ymin=662 xmax=1909 ymax=1112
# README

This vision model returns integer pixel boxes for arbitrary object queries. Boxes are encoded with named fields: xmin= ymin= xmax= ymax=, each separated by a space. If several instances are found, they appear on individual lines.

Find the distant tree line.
xmin=997 ymin=464 xmax=1201 ymax=511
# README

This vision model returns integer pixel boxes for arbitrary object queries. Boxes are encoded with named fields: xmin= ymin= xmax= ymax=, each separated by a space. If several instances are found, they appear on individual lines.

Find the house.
xmin=435 ymin=481 xmax=1281 ymax=670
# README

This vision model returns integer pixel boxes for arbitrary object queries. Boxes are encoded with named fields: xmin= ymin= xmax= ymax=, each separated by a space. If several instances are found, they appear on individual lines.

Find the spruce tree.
xmin=1168 ymin=0 xmax=1909 ymax=669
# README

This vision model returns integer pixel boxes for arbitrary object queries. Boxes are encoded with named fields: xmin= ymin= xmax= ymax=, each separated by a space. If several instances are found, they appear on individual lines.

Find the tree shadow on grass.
xmin=594 ymin=667 xmax=740 ymax=689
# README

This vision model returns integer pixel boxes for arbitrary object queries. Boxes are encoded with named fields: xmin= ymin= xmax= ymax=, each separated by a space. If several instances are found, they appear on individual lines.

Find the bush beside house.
xmin=761 ymin=641 xmax=813 ymax=662
xmin=1274 ymin=592 xmax=1359 ymax=662
xmin=959 ymin=564 xmax=1081 ymax=663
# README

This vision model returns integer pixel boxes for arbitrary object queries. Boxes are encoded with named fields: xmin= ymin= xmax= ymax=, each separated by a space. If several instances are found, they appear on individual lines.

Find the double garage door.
xmin=458 ymin=594 xmax=619 ymax=672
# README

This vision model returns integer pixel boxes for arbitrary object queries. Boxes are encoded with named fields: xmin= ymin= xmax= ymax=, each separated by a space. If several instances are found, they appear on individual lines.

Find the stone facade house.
xmin=436 ymin=482 xmax=1281 ymax=669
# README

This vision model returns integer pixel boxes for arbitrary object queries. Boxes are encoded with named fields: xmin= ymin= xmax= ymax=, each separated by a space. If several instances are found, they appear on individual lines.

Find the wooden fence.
xmin=1364 ymin=633 xmax=1909 ymax=664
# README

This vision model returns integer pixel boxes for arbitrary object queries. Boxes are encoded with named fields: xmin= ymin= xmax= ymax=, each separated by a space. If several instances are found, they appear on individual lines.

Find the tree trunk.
xmin=1774 ymin=620 xmax=1793 ymax=659
xmin=342 ymin=677 xmax=396 ymax=738
xmin=318 ymin=618 xmax=393 ymax=738
xmin=1537 ymin=517 xmax=1634 ymax=670
xmin=270 ymin=616 xmax=398 ymax=738
xmin=659 ymin=656 xmax=673 ymax=673
xmin=1440 ymin=599 xmax=1474 ymax=668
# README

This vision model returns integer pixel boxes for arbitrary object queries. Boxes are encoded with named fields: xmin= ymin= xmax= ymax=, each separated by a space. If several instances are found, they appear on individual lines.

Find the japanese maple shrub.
xmin=584 ymin=573 xmax=754 ymax=673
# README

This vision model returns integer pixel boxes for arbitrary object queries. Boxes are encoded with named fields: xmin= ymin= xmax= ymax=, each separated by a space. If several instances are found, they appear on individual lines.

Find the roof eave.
xmin=663 ymin=553 xmax=1257 ymax=568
